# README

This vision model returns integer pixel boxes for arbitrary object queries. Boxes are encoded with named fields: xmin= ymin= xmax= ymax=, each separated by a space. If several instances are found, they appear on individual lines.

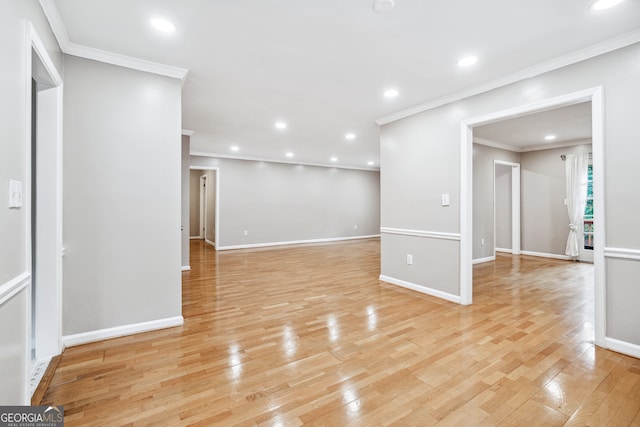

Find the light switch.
xmin=9 ymin=180 xmax=23 ymax=208
xmin=441 ymin=193 xmax=450 ymax=207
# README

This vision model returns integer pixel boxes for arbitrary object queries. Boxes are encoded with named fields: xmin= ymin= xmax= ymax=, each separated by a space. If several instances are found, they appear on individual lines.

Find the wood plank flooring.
xmin=42 ymin=239 xmax=640 ymax=426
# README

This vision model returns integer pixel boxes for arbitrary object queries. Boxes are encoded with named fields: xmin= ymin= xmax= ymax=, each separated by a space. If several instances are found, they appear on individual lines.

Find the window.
xmin=584 ymin=163 xmax=594 ymax=250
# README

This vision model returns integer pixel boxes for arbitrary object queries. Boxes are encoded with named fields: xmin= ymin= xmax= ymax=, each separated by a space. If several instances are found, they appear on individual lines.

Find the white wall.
xmin=0 ymin=1 xmax=62 ymax=404
xmin=63 ymin=55 xmax=182 ymax=336
xmin=380 ymin=42 xmax=640 ymax=347
xmin=190 ymin=156 xmax=380 ymax=248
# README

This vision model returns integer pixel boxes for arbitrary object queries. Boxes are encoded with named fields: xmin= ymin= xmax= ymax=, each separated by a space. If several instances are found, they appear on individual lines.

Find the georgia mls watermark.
xmin=0 ymin=406 xmax=63 ymax=427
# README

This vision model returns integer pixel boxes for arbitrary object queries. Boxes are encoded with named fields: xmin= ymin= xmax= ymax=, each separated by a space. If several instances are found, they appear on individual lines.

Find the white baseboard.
xmin=189 ymin=236 xmax=202 ymax=240
xmin=495 ymin=248 xmax=512 ymax=254
xmin=217 ymin=234 xmax=381 ymax=251
xmin=63 ymin=316 xmax=184 ymax=348
xmin=473 ymin=256 xmax=495 ymax=265
xmin=379 ymin=275 xmax=460 ymax=304
xmin=204 ymin=238 xmax=216 ymax=247
xmin=520 ymin=250 xmax=571 ymax=261
xmin=605 ymin=337 xmax=640 ymax=359
xmin=181 ymin=266 xmax=191 ymax=271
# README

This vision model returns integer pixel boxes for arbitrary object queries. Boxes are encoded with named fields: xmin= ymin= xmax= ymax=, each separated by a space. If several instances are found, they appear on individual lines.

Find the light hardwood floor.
xmin=42 ymin=239 xmax=640 ymax=426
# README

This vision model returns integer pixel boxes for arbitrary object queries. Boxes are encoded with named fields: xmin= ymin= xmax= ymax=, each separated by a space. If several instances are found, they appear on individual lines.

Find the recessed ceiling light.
xmin=345 ymin=133 xmax=356 ymax=140
xmin=285 ymin=152 xmax=294 ymax=158
xmin=330 ymin=157 xmax=338 ymax=162
xmin=384 ymin=89 xmax=399 ymax=98
xmin=151 ymin=18 xmax=175 ymax=33
xmin=367 ymin=161 xmax=375 ymax=166
xmin=230 ymin=145 xmax=239 ymax=152
xmin=373 ymin=0 xmax=395 ymax=13
xmin=545 ymin=134 xmax=557 ymax=141
xmin=275 ymin=121 xmax=287 ymax=130
xmin=591 ymin=0 xmax=624 ymax=10
xmin=457 ymin=56 xmax=478 ymax=67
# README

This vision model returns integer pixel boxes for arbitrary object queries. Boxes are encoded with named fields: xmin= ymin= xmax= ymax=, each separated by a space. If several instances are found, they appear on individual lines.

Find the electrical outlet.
xmin=243 ymin=230 xmax=248 ymax=236
xmin=406 ymin=254 xmax=413 ymax=265
xmin=481 ymin=238 xmax=485 ymax=246
xmin=354 ymin=224 xmax=358 ymax=230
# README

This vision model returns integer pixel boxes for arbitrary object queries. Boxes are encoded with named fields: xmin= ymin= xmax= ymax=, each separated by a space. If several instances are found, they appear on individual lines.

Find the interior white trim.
xmin=217 ymin=235 xmax=381 ymax=251
xmin=495 ymin=248 xmax=512 ymax=254
xmin=380 ymin=227 xmax=461 ymax=241
xmin=204 ymin=239 xmax=216 ymax=248
xmin=377 ymin=29 xmax=640 ymax=125
xmin=190 ymin=151 xmax=380 ymax=172
xmin=461 ymin=86 xmax=606 ymax=345
xmin=605 ymin=337 xmax=640 ymax=359
xmin=473 ymin=137 xmax=519 ymax=153
xmin=474 ymin=137 xmax=593 ymax=153
xmin=189 ymin=236 xmax=201 ymax=240
xmin=604 ymin=247 xmax=640 ymax=261
xmin=38 ymin=0 xmax=189 ymax=82
xmin=473 ymin=256 xmax=495 ymax=265
xmin=520 ymin=251 xmax=572 ymax=261
xmin=0 ymin=272 xmax=30 ymax=307
xmin=62 ymin=316 xmax=184 ymax=348
xmin=379 ymin=275 xmax=461 ymax=304
xmin=182 ymin=129 xmax=194 ymax=136
xmin=181 ymin=266 xmax=191 ymax=271
xmin=25 ymin=22 xmax=66 ymax=404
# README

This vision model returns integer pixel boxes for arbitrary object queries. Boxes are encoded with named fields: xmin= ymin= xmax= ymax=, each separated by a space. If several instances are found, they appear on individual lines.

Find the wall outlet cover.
xmin=9 ymin=180 xmax=23 ymax=208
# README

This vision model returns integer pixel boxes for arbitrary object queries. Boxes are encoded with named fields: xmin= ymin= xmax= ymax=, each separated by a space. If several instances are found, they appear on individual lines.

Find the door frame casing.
xmin=192 ymin=166 xmax=220 ymax=249
xmin=199 ymin=174 xmax=206 ymax=239
xmin=493 ymin=160 xmax=521 ymax=256
xmin=460 ymin=87 xmax=605 ymax=347
xmin=25 ymin=21 xmax=64 ymax=401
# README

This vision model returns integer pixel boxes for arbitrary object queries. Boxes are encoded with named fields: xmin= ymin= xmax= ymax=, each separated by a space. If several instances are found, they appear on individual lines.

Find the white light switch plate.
xmin=9 ymin=180 xmax=23 ymax=208
xmin=441 ymin=193 xmax=450 ymax=206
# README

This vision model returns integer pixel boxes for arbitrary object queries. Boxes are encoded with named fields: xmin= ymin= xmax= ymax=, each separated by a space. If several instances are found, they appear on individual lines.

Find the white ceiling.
xmin=474 ymin=101 xmax=592 ymax=151
xmin=50 ymin=0 xmax=640 ymax=169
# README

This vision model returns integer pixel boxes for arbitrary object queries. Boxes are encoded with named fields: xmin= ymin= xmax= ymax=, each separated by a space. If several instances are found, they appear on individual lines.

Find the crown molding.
xmin=190 ymin=151 xmax=380 ymax=172
xmin=474 ymin=136 xmax=592 ymax=153
xmin=39 ymin=0 xmax=189 ymax=82
xmin=473 ymin=137 xmax=520 ymax=152
xmin=377 ymin=29 xmax=640 ymax=126
xmin=520 ymin=139 xmax=592 ymax=153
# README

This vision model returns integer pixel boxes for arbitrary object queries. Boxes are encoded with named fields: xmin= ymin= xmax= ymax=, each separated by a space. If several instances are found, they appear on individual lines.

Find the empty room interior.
xmin=2 ymin=0 xmax=640 ymax=425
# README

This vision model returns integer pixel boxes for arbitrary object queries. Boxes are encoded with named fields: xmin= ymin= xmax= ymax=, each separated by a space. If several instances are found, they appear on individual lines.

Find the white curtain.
xmin=565 ymin=153 xmax=589 ymax=257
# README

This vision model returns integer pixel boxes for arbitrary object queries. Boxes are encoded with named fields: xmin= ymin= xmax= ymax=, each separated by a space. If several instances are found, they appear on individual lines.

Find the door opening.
xmin=26 ymin=23 xmax=64 ymax=400
xmin=190 ymin=166 xmax=220 ymax=250
xmin=460 ymin=87 xmax=605 ymax=347
xmin=494 ymin=161 xmax=521 ymax=257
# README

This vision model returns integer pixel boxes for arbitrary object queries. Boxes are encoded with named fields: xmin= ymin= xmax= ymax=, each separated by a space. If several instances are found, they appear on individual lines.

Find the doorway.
xmin=460 ymin=87 xmax=605 ymax=347
xmin=190 ymin=167 xmax=220 ymax=249
xmin=494 ymin=161 xmax=521 ymax=256
xmin=26 ymin=23 xmax=64 ymax=396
